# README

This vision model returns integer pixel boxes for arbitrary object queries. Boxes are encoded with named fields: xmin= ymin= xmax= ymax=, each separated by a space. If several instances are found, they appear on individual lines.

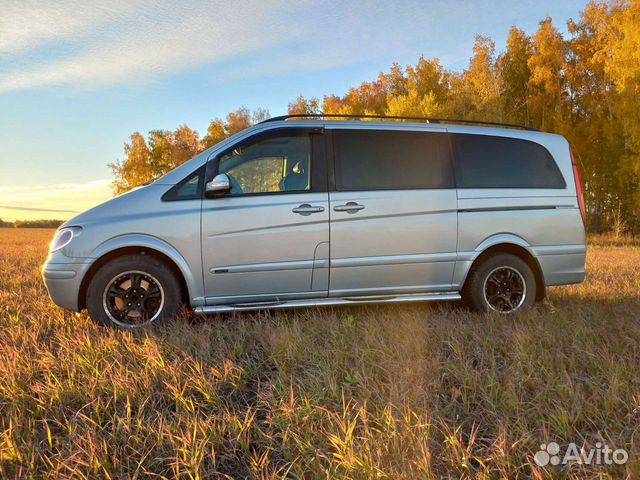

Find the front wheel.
xmin=462 ymin=253 xmax=536 ymax=314
xmin=86 ymin=254 xmax=182 ymax=328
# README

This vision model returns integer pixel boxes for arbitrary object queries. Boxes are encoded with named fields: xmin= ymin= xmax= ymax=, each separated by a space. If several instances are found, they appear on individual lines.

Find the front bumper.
xmin=42 ymin=257 xmax=92 ymax=312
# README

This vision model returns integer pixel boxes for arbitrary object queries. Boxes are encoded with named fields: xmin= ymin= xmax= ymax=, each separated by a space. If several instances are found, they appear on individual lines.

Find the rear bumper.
xmin=532 ymin=244 xmax=587 ymax=286
xmin=42 ymin=260 xmax=92 ymax=311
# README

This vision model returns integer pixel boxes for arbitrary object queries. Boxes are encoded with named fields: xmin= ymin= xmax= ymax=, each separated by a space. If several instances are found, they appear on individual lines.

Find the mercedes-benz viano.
xmin=42 ymin=115 xmax=587 ymax=328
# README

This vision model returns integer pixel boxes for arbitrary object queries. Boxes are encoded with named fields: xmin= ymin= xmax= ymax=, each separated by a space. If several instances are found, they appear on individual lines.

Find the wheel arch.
xmin=78 ymin=235 xmax=198 ymax=310
xmin=461 ymin=236 xmax=546 ymax=301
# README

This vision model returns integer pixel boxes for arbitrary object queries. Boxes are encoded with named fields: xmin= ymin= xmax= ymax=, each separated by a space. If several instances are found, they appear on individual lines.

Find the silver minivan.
xmin=42 ymin=115 xmax=587 ymax=328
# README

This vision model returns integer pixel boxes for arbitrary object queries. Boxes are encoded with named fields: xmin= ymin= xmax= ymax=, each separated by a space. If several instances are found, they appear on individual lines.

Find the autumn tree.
xmin=111 ymin=107 xmax=270 ymax=193
xmin=605 ymin=0 xmax=640 ymax=228
xmin=445 ymin=73 xmax=473 ymax=119
xmin=322 ymin=94 xmax=351 ymax=115
xmin=565 ymin=2 xmax=625 ymax=231
xmin=497 ymin=27 xmax=533 ymax=125
xmin=252 ymin=107 xmax=271 ymax=124
xmin=385 ymin=90 xmax=440 ymax=117
xmin=225 ymin=107 xmax=252 ymax=136
xmin=464 ymin=35 xmax=502 ymax=121
xmin=147 ymin=130 xmax=175 ymax=176
xmin=385 ymin=57 xmax=447 ymax=117
xmin=528 ymin=17 xmax=570 ymax=133
xmin=406 ymin=57 xmax=449 ymax=103
xmin=201 ymin=107 xmax=271 ymax=149
xmin=288 ymin=96 xmax=320 ymax=115
xmin=110 ymin=1 xmax=639 ymax=232
xmin=382 ymin=63 xmax=409 ymax=98
xmin=202 ymin=118 xmax=227 ymax=149
xmin=109 ymin=132 xmax=151 ymax=194
xmin=172 ymin=125 xmax=202 ymax=168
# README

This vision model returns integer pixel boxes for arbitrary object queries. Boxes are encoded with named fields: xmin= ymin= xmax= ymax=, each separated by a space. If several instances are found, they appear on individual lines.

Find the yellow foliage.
xmin=385 ymin=90 xmax=440 ymax=118
xmin=110 ymin=2 xmax=640 ymax=232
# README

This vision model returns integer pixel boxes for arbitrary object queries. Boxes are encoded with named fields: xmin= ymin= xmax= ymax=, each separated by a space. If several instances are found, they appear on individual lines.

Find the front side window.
xmin=333 ymin=129 xmax=454 ymax=191
xmin=218 ymin=134 xmax=311 ymax=195
xmin=175 ymin=172 xmax=201 ymax=197
xmin=162 ymin=166 xmax=204 ymax=201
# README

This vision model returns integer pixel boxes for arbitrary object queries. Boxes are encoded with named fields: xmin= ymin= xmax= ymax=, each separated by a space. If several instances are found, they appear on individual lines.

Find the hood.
xmin=62 ymin=184 xmax=155 ymax=228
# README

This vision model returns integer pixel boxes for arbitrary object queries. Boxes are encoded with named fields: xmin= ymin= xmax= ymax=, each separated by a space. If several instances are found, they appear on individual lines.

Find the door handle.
xmin=292 ymin=204 xmax=325 ymax=215
xmin=333 ymin=202 xmax=365 ymax=213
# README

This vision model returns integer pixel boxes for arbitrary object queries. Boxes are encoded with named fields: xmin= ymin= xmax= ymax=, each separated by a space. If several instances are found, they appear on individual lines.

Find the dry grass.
xmin=1 ymin=228 xmax=639 ymax=479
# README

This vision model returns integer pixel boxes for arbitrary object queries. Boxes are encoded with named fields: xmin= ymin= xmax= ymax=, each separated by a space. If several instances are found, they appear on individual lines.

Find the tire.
xmin=462 ymin=253 xmax=536 ymax=314
xmin=86 ymin=254 xmax=182 ymax=329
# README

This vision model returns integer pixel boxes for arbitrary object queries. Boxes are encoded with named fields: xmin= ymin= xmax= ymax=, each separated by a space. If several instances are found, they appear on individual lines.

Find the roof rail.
xmin=260 ymin=113 xmax=539 ymax=132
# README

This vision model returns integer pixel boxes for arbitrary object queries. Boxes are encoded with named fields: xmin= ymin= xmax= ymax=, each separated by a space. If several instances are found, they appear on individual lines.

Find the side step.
xmin=194 ymin=292 xmax=461 ymax=314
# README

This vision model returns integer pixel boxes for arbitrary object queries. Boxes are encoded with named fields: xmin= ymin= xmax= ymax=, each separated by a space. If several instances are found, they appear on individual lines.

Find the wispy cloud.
xmin=0 ymin=0 xmax=445 ymax=94
xmin=0 ymin=1 xmax=135 ymax=55
xmin=0 ymin=179 xmax=112 ymax=220
xmin=0 ymin=0 xmax=310 ymax=93
xmin=0 ymin=205 xmax=78 ymax=213
xmin=0 ymin=1 xmax=586 ymax=94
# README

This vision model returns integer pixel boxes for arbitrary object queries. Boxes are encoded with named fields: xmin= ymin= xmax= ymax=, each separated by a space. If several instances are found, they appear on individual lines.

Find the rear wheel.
xmin=462 ymin=253 xmax=536 ymax=314
xmin=86 ymin=254 xmax=182 ymax=328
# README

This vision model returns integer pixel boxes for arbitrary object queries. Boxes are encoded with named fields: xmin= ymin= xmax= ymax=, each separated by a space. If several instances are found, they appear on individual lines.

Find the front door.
xmin=328 ymin=127 xmax=458 ymax=296
xmin=201 ymin=129 xmax=329 ymax=304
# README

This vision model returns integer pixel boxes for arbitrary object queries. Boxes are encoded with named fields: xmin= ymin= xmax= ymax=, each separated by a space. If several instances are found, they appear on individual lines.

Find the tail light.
xmin=571 ymin=148 xmax=586 ymax=227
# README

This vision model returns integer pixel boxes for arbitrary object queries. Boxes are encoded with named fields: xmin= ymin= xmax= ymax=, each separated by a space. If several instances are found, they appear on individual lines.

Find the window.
xmin=218 ymin=134 xmax=311 ymax=195
xmin=176 ymin=173 xmax=200 ymax=197
xmin=333 ymin=129 xmax=454 ymax=191
xmin=162 ymin=167 xmax=204 ymax=201
xmin=453 ymin=134 xmax=566 ymax=189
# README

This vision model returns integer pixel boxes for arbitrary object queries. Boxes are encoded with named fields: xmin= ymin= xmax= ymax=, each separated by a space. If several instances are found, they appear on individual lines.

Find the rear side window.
xmin=333 ymin=129 xmax=454 ymax=191
xmin=453 ymin=134 xmax=566 ymax=189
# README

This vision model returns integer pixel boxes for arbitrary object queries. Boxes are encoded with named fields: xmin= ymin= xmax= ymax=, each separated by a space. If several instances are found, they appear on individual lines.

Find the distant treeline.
xmin=0 ymin=219 xmax=64 ymax=228
xmin=111 ymin=1 xmax=640 ymax=234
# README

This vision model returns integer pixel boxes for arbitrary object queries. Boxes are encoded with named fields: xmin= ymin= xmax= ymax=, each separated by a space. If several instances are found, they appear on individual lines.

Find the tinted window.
xmin=218 ymin=134 xmax=311 ymax=195
xmin=162 ymin=167 xmax=203 ymax=201
xmin=176 ymin=173 xmax=200 ymax=197
xmin=453 ymin=134 xmax=566 ymax=188
xmin=333 ymin=130 xmax=454 ymax=191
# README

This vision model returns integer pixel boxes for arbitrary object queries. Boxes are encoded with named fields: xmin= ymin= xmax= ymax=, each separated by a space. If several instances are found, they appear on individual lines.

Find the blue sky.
xmin=0 ymin=0 xmax=589 ymax=220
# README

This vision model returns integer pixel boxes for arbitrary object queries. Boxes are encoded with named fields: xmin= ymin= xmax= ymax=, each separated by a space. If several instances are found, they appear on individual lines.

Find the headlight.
xmin=49 ymin=228 xmax=78 ymax=253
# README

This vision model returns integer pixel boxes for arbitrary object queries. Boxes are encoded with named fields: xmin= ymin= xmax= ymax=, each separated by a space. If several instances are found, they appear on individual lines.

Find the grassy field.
xmin=1 ymin=229 xmax=639 ymax=479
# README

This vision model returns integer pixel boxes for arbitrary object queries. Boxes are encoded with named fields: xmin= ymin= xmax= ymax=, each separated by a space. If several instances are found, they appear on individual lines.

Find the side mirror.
xmin=205 ymin=173 xmax=231 ymax=198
